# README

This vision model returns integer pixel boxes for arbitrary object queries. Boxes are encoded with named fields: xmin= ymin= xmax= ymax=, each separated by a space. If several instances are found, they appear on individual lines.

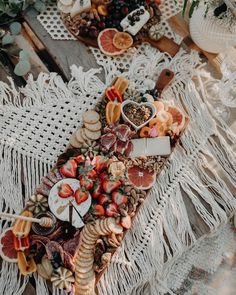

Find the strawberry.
xmin=60 ymin=159 xmax=77 ymax=178
xmin=58 ymin=183 xmax=74 ymax=198
xmin=74 ymin=188 xmax=89 ymax=205
xmin=98 ymin=194 xmax=110 ymax=205
xmin=75 ymin=155 xmax=85 ymax=164
xmin=87 ymin=169 xmax=97 ymax=179
xmin=112 ymin=191 xmax=128 ymax=205
xmin=120 ymin=215 xmax=132 ymax=229
xmin=99 ymin=171 xmax=108 ymax=180
xmin=105 ymin=202 xmax=118 ymax=217
xmin=93 ymin=204 xmax=105 ymax=216
xmin=91 ymin=179 xmax=103 ymax=198
xmin=102 ymin=178 xmax=121 ymax=194
xmin=92 ymin=155 xmax=108 ymax=172
xmin=79 ymin=176 xmax=93 ymax=190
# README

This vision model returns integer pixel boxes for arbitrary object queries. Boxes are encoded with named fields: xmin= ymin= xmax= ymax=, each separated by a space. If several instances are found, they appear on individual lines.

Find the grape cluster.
xmin=79 ymin=0 xmax=148 ymax=38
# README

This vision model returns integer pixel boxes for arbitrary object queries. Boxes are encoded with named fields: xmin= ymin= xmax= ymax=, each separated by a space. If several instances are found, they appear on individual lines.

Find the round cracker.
xmin=87 ymin=224 xmax=98 ymax=236
xmin=84 ymin=128 xmax=101 ymax=141
xmin=84 ymin=121 xmax=102 ymax=132
xmin=75 ymin=129 xmax=86 ymax=143
xmin=100 ymin=219 xmax=110 ymax=235
xmin=69 ymin=132 xmax=82 ymax=148
xmin=94 ymin=221 xmax=108 ymax=236
xmin=76 ymin=269 xmax=95 ymax=280
xmin=107 ymin=218 xmax=123 ymax=234
xmin=75 ymin=259 xmax=94 ymax=269
xmin=83 ymin=226 xmax=99 ymax=241
xmin=83 ymin=110 xmax=100 ymax=124
xmin=81 ymin=128 xmax=92 ymax=142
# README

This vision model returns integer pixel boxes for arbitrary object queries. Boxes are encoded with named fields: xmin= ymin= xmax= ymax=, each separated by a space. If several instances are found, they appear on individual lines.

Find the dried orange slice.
xmin=113 ymin=32 xmax=133 ymax=50
xmin=140 ymin=127 xmax=151 ymax=138
xmin=106 ymin=101 xmax=121 ymax=125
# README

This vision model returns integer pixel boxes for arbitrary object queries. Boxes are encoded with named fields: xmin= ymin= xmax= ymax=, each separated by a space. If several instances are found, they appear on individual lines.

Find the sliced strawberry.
xmin=91 ymin=179 xmax=103 ymax=198
xmin=60 ymin=159 xmax=77 ymax=178
xmin=120 ymin=215 xmax=132 ymax=229
xmin=58 ymin=183 xmax=74 ymax=198
xmin=102 ymin=178 xmax=121 ymax=194
xmin=79 ymin=176 xmax=93 ymax=190
xmin=92 ymin=155 xmax=108 ymax=172
xmin=98 ymin=194 xmax=110 ymax=205
xmin=74 ymin=188 xmax=89 ymax=205
xmin=87 ymin=169 xmax=97 ymax=179
xmin=93 ymin=204 xmax=105 ymax=216
xmin=105 ymin=202 xmax=118 ymax=217
xmin=112 ymin=191 xmax=128 ymax=205
xmin=75 ymin=155 xmax=85 ymax=164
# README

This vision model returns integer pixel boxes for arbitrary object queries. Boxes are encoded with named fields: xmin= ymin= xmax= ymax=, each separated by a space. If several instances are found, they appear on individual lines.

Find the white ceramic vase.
xmin=189 ymin=4 xmax=236 ymax=54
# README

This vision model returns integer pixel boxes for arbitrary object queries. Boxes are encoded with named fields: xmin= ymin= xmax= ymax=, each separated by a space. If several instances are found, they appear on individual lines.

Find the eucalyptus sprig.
xmin=0 ymin=22 xmax=31 ymax=76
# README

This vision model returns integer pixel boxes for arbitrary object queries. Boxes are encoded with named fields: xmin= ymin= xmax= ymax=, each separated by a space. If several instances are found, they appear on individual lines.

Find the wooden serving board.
xmin=61 ymin=11 xmax=181 ymax=57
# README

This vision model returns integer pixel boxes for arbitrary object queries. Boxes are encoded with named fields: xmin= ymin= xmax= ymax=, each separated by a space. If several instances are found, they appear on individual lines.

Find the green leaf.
xmin=14 ymin=59 xmax=31 ymax=76
xmin=189 ymin=0 xmax=199 ymax=18
xmin=10 ymin=22 xmax=21 ymax=35
xmin=19 ymin=50 xmax=29 ymax=60
xmin=182 ymin=0 xmax=188 ymax=16
xmin=2 ymin=33 xmax=15 ymax=46
xmin=34 ymin=0 xmax=46 ymax=12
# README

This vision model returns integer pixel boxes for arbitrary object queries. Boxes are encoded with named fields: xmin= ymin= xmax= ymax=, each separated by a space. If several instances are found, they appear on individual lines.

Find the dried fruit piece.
xmin=0 ymin=228 xmax=17 ymax=263
xmin=26 ymin=194 xmax=48 ymax=214
xmin=108 ymin=161 xmax=126 ymax=177
xmin=97 ymin=4 xmax=108 ymax=16
xmin=51 ymin=267 xmax=75 ymax=290
xmin=127 ymin=166 xmax=156 ymax=190
xmin=105 ymin=101 xmax=121 ymax=125
xmin=113 ymin=32 xmax=133 ymax=50
xmin=98 ymin=29 xmax=125 ymax=56
xmin=17 ymin=251 xmax=37 ymax=276
xmin=140 ymin=126 xmax=151 ymax=137
xmin=12 ymin=210 xmax=33 ymax=238
xmin=114 ymin=77 xmax=129 ymax=95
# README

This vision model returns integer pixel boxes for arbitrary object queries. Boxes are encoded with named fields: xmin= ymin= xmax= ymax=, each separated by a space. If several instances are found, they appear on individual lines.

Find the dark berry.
xmin=121 ymin=6 xmax=129 ymax=15
xmin=89 ymin=27 xmax=99 ymax=38
xmin=98 ymin=21 xmax=106 ymax=29
xmin=79 ymin=26 xmax=89 ymax=37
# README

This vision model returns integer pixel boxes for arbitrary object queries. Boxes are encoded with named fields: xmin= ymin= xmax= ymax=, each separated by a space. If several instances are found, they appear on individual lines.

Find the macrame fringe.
xmin=0 ymin=50 xmax=235 ymax=295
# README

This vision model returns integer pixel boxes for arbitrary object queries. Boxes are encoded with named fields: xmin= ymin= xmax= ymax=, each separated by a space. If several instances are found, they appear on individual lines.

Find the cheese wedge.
xmin=70 ymin=0 xmax=91 ymax=18
xmin=121 ymin=6 xmax=150 ymax=36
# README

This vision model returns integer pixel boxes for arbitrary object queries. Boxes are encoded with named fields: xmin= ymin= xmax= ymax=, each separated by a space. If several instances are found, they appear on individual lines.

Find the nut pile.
xmin=123 ymin=103 xmax=152 ymax=126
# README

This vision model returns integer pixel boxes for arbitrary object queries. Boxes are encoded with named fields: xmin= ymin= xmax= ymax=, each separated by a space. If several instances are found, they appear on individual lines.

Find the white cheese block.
xmin=130 ymin=138 xmax=146 ymax=158
xmin=120 ymin=6 xmax=150 ymax=36
xmin=70 ymin=0 xmax=91 ymax=18
xmin=146 ymin=137 xmax=171 ymax=156
xmin=130 ymin=136 xmax=171 ymax=158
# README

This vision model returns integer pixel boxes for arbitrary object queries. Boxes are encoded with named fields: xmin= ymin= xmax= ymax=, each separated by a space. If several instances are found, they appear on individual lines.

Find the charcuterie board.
xmin=58 ymin=0 xmax=180 ymax=57
xmin=0 ymin=71 xmax=189 ymax=295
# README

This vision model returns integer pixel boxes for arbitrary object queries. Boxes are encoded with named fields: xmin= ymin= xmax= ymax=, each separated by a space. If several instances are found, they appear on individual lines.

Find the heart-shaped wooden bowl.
xmin=121 ymin=100 xmax=156 ymax=131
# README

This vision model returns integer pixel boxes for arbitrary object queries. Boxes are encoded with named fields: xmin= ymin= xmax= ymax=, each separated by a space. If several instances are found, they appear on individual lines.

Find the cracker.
xmin=107 ymin=218 xmax=123 ymax=234
xmin=83 ymin=110 xmax=100 ymax=124
xmin=84 ymin=121 xmax=102 ymax=132
xmin=69 ymin=132 xmax=82 ymax=148
xmin=84 ymin=128 xmax=101 ymax=141
xmin=75 ymin=128 xmax=86 ymax=143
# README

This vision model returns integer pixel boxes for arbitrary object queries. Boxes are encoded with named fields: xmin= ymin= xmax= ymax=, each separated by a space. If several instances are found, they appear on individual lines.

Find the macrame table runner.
xmin=0 ymin=43 xmax=236 ymax=294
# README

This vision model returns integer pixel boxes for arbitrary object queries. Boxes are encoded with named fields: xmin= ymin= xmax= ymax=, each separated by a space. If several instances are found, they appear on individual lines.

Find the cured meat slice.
xmin=54 ymin=168 xmax=63 ymax=180
xmin=41 ymin=176 xmax=55 ymax=188
xmin=114 ymin=124 xmax=133 ymax=142
xmin=115 ymin=140 xmax=128 ymax=154
xmin=47 ymin=171 xmax=59 ymax=184
xmin=46 ymin=241 xmax=65 ymax=261
xmin=125 ymin=141 xmax=133 ymax=156
xmin=36 ymin=183 xmax=51 ymax=196
xmin=63 ymin=232 xmax=80 ymax=256
xmin=100 ymin=133 xmax=116 ymax=151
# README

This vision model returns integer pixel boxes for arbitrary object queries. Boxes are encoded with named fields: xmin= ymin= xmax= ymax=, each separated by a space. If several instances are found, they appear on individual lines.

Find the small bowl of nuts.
xmin=121 ymin=100 xmax=156 ymax=131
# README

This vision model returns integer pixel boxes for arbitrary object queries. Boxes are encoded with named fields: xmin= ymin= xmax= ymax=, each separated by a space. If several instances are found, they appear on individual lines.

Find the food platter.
xmin=0 ymin=72 xmax=189 ymax=295
xmin=58 ymin=0 xmax=181 ymax=57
